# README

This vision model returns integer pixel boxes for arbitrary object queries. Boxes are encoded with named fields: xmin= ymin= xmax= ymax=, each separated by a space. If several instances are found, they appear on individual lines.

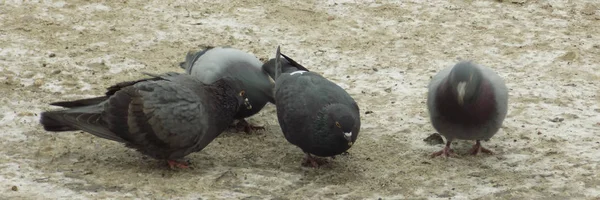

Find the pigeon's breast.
xmin=435 ymin=80 xmax=497 ymax=127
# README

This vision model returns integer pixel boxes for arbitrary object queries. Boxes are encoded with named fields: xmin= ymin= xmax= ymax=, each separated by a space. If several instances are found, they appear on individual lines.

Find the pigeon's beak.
xmin=244 ymin=98 xmax=252 ymax=110
xmin=457 ymin=81 xmax=467 ymax=106
xmin=344 ymin=132 xmax=353 ymax=146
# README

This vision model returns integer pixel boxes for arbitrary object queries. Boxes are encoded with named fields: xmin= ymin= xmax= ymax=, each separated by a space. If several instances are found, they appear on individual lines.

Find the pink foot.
xmin=468 ymin=140 xmax=494 ymax=155
xmin=167 ymin=160 xmax=190 ymax=169
xmin=431 ymin=141 xmax=455 ymax=158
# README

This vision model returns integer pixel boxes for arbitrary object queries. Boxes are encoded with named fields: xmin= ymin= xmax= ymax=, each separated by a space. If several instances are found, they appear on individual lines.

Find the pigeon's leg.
xmin=431 ymin=141 xmax=455 ymax=158
xmin=235 ymin=119 xmax=265 ymax=133
xmin=167 ymin=160 xmax=190 ymax=169
xmin=301 ymin=153 xmax=328 ymax=168
xmin=468 ymin=140 xmax=494 ymax=155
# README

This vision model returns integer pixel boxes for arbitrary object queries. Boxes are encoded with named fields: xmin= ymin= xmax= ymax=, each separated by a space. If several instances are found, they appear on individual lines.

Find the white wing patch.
xmin=290 ymin=70 xmax=307 ymax=76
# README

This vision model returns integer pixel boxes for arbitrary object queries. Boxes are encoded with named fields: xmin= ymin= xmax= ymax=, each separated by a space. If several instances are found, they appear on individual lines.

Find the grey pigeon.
xmin=427 ymin=61 xmax=508 ymax=157
xmin=179 ymin=46 xmax=274 ymax=133
xmin=40 ymin=73 xmax=251 ymax=168
xmin=264 ymin=46 xmax=361 ymax=168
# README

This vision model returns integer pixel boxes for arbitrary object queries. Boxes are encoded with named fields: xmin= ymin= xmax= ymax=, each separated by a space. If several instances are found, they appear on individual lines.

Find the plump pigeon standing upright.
xmin=40 ymin=73 xmax=252 ymax=168
xmin=179 ymin=46 xmax=274 ymax=133
xmin=427 ymin=61 xmax=508 ymax=157
xmin=264 ymin=46 xmax=361 ymax=168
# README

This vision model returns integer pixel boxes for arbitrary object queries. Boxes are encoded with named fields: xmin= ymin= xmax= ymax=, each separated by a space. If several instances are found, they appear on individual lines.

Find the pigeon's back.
xmin=187 ymin=47 xmax=264 ymax=84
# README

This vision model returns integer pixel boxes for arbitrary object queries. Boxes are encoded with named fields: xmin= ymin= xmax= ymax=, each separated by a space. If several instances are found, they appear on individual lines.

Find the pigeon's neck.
xmin=437 ymin=79 xmax=496 ymax=125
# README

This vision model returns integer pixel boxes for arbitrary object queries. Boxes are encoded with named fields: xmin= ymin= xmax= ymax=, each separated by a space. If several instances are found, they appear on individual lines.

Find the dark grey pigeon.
xmin=40 ymin=72 xmax=251 ymax=169
xmin=427 ymin=61 xmax=508 ymax=157
xmin=264 ymin=46 xmax=360 ymax=168
xmin=179 ymin=46 xmax=274 ymax=133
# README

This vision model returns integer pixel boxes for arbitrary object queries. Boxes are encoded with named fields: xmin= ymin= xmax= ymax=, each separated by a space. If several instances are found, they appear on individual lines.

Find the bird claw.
xmin=167 ymin=160 xmax=190 ymax=169
xmin=431 ymin=147 xmax=455 ymax=158
xmin=468 ymin=141 xmax=494 ymax=155
xmin=234 ymin=119 xmax=265 ymax=134
xmin=431 ymin=141 xmax=455 ymax=158
xmin=302 ymin=154 xmax=328 ymax=168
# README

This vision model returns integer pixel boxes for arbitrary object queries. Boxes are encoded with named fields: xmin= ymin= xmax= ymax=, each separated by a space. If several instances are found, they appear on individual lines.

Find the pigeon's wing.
xmin=127 ymin=77 xmax=209 ymax=150
xmin=426 ymin=66 xmax=452 ymax=115
xmin=39 ymin=73 xmax=173 ymax=139
xmin=41 ymin=73 xmax=210 ymax=153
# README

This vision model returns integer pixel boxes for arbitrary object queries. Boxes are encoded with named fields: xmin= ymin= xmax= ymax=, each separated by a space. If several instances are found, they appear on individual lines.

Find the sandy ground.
xmin=1 ymin=0 xmax=599 ymax=199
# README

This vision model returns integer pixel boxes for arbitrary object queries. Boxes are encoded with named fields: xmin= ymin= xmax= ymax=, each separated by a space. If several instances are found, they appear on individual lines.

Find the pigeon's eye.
xmin=239 ymin=90 xmax=246 ymax=96
xmin=335 ymin=121 xmax=341 ymax=128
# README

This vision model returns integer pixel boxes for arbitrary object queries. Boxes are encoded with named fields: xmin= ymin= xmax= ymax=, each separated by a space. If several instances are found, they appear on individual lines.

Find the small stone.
xmin=87 ymin=62 xmax=108 ymax=70
xmin=33 ymin=79 xmax=43 ymax=87
xmin=423 ymin=133 xmax=445 ymax=145
xmin=52 ymin=69 xmax=61 ymax=74
xmin=327 ymin=16 xmax=335 ymax=21
xmin=372 ymin=68 xmax=379 ymax=72
xmin=559 ymin=51 xmax=578 ymax=61
xmin=11 ymin=185 xmax=18 ymax=191
xmin=365 ymin=111 xmax=373 ymax=114
xmin=384 ymin=87 xmax=392 ymax=93
xmin=581 ymin=3 xmax=597 ymax=15
xmin=549 ymin=117 xmax=564 ymax=122
xmin=48 ymin=53 xmax=56 ymax=58
xmin=18 ymin=112 xmax=34 ymax=116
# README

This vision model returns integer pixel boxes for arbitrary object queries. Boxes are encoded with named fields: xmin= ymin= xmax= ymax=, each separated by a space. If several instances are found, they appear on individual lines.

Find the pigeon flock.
xmin=39 ymin=45 xmax=508 ymax=169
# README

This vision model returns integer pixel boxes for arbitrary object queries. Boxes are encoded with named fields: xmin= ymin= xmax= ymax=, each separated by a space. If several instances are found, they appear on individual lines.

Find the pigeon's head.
xmin=448 ymin=61 xmax=483 ymax=106
xmin=325 ymin=105 xmax=358 ymax=147
xmin=222 ymin=77 xmax=253 ymax=111
xmin=237 ymin=90 xmax=252 ymax=111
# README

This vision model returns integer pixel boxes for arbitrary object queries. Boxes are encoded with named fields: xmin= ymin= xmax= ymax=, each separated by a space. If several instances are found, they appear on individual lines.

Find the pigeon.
xmin=264 ymin=46 xmax=361 ymax=168
xmin=179 ymin=46 xmax=274 ymax=133
xmin=426 ymin=61 xmax=508 ymax=157
xmin=40 ymin=72 xmax=252 ymax=168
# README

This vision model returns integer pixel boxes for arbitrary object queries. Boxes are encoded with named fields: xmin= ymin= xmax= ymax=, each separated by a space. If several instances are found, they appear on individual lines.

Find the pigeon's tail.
xmin=179 ymin=47 xmax=215 ymax=73
xmin=264 ymin=45 xmax=312 ymax=81
xmin=42 ymin=97 xmax=108 ymax=131
xmin=40 ymin=101 xmax=104 ymax=132
xmin=275 ymin=46 xmax=282 ymax=80
xmin=40 ymin=111 xmax=79 ymax=132
xmin=40 ymin=102 xmax=128 ymax=143
xmin=50 ymin=96 xmax=108 ymax=108
xmin=279 ymin=53 xmax=309 ymax=72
